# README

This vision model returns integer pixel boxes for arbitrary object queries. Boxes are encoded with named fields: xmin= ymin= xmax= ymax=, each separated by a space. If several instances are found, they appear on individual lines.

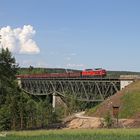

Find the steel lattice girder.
xmin=21 ymin=78 xmax=120 ymax=102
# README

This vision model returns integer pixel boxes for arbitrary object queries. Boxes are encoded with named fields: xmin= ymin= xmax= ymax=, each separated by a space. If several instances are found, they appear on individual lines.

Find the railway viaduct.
xmin=17 ymin=76 xmax=135 ymax=108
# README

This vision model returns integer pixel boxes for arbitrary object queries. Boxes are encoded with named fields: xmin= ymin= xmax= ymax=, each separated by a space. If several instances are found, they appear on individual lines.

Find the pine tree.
xmin=0 ymin=48 xmax=19 ymax=130
xmin=0 ymin=48 xmax=18 ymax=104
xmin=26 ymin=99 xmax=37 ymax=129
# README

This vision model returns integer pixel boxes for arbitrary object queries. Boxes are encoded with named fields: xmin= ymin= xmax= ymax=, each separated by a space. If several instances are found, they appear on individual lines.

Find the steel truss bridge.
xmin=18 ymin=78 xmax=123 ymax=102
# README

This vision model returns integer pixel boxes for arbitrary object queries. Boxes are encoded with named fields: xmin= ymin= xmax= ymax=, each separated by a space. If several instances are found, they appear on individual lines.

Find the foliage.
xmin=85 ymin=103 xmax=100 ymax=116
xmin=0 ymin=48 xmax=18 ymax=104
xmin=62 ymin=93 xmax=99 ymax=116
xmin=18 ymin=67 xmax=81 ymax=75
xmin=104 ymin=112 xmax=113 ymax=128
xmin=0 ymin=48 xmax=19 ymax=130
xmin=0 ymin=48 xmax=60 ymax=131
xmin=0 ymin=105 xmax=11 ymax=130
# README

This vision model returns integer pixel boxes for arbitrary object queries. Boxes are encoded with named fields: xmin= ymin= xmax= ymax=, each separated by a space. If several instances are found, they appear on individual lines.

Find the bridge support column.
xmin=52 ymin=93 xmax=56 ymax=111
xmin=17 ymin=78 xmax=22 ymax=88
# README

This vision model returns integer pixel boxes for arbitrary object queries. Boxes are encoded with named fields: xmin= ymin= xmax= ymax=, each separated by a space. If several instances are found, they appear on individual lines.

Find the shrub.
xmin=104 ymin=112 xmax=113 ymax=128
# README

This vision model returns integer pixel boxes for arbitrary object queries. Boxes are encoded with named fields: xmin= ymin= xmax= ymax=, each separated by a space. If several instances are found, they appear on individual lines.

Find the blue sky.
xmin=0 ymin=0 xmax=140 ymax=71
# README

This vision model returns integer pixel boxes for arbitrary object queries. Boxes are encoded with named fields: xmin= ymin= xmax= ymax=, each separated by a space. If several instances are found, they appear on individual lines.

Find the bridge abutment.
xmin=120 ymin=80 xmax=133 ymax=90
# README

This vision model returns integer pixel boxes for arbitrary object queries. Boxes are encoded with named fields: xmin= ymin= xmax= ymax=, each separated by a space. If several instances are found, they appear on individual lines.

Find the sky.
xmin=0 ymin=0 xmax=140 ymax=71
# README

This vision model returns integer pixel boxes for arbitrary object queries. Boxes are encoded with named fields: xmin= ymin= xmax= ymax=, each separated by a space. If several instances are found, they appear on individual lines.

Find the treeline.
xmin=107 ymin=71 xmax=140 ymax=78
xmin=0 ymin=49 xmax=59 ymax=130
xmin=18 ymin=67 xmax=81 ymax=75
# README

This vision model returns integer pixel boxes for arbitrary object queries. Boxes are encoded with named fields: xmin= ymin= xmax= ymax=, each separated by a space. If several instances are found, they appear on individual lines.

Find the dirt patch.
xmin=65 ymin=114 xmax=140 ymax=129
xmin=66 ymin=117 xmax=103 ymax=129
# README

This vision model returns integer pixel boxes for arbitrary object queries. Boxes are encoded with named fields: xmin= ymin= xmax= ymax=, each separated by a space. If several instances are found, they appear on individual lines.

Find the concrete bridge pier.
xmin=52 ymin=92 xmax=56 ymax=111
xmin=17 ymin=78 xmax=22 ymax=88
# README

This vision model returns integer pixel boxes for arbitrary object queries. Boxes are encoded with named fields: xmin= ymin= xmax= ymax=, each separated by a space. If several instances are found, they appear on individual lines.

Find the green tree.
xmin=18 ymin=92 xmax=30 ymax=130
xmin=66 ymin=95 xmax=79 ymax=115
xmin=0 ymin=48 xmax=18 ymax=80
xmin=36 ymin=100 xmax=44 ymax=128
xmin=0 ymin=48 xmax=19 ymax=130
xmin=0 ymin=105 xmax=11 ymax=130
xmin=0 ymin=48 xmax=18 ymax=104
xmin=41 ymin=97 xmax=53 ymax=126
xmin=26 ymin=99 xmax=37 ymax=129
xmin=10 ymin=95 xmax=19 ymax=130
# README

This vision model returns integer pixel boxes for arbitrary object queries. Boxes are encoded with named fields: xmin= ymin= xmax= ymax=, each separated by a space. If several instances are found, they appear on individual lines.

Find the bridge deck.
xmin=18 ymin=77 xmax=135 ymax=81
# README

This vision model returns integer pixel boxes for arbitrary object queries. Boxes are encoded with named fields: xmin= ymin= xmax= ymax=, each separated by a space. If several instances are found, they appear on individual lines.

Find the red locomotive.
xmin=82 ymin=68 xmax=106 ymax=77
xmin=16 ymin=68 xmax=107 ymax=79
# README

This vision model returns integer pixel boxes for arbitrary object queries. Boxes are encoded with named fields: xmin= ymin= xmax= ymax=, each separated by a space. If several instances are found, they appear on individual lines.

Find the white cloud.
xmin=0 ymin=25 xmax=40 ymax=54
xmin=66 ymin=63 xmax=84 ymax=68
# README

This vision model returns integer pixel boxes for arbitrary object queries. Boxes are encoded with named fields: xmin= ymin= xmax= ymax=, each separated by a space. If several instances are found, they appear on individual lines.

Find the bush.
xmin=104 ymin=112 xmax=113 ymax=128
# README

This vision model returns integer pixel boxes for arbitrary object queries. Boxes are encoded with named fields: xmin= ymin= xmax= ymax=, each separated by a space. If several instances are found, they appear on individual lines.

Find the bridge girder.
xmin=20 ymin=78 xmax=120 ymax=102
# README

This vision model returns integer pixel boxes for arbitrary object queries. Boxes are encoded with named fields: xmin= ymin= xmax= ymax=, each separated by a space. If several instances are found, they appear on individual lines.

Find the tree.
xmin=65 ymin=95 xmax=79 ymax=115
xmin=18 ymin=92 xmax=29 ymax=130
xmin=0 ymin=48 xmax=18 ymax=104
xmin=0 ymin=48 xmax=19 ymax=130
xmin=26 ymin=99 xmax=37 ymax=129
xmin=0 ymin=105 xmax=11 ymax=130
xmin=39 ymin=96 xmax=53 ymax=127
xmin=0 ymin=48 xmax=18 ymax=80
xmin=10 ymin=95 xmax=19 ymax=130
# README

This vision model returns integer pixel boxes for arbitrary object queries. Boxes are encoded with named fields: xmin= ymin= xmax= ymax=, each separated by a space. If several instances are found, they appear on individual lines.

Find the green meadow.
xmin=1 ymin=129 xmax=140 ymax=140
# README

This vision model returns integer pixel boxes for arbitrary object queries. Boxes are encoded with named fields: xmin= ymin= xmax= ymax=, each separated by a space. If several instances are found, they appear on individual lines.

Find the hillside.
xmin=107 ymin=71 xmax=140 ymax=78
xmin=18 ymin=67 xmax=81 ymax=74
xmin=86 ymin=80 xmax=140 ymax=119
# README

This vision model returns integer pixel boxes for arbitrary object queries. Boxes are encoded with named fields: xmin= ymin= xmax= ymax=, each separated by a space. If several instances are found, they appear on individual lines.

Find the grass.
xmin=85 ymin=104 xmax=100 ymax=116
xmin=120 ymin=91 xmax=140 ymax=118
xmin=86 ymin=81 xmax=140 ymax=119
xmin=1 ymin=129 xmax=140 ymax=140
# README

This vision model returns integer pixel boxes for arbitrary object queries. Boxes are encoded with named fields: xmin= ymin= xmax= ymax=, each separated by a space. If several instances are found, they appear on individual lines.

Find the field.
xmin=1 ymin=129 xmax=140 ymax=140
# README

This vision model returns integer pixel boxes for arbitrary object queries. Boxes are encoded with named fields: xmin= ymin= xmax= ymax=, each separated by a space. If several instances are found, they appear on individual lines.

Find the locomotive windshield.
xmin=94 ymin=68 xmax=102 ymax=70
xmin=85 ymin=69 xmax=93 ymax=71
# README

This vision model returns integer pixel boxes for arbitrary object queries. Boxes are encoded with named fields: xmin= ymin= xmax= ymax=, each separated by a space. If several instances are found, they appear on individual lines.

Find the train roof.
xmin=84 ymin=68 xmax=103 ymax=71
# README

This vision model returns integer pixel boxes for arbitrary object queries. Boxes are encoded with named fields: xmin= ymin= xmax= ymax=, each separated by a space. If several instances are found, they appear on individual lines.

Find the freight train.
xmin=17 ymin=68 xmax=107 ymax=79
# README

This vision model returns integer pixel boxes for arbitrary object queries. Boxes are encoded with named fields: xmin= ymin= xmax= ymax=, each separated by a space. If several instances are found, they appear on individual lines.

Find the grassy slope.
xmin=86 ymin=81 xmax=140 ymax=119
